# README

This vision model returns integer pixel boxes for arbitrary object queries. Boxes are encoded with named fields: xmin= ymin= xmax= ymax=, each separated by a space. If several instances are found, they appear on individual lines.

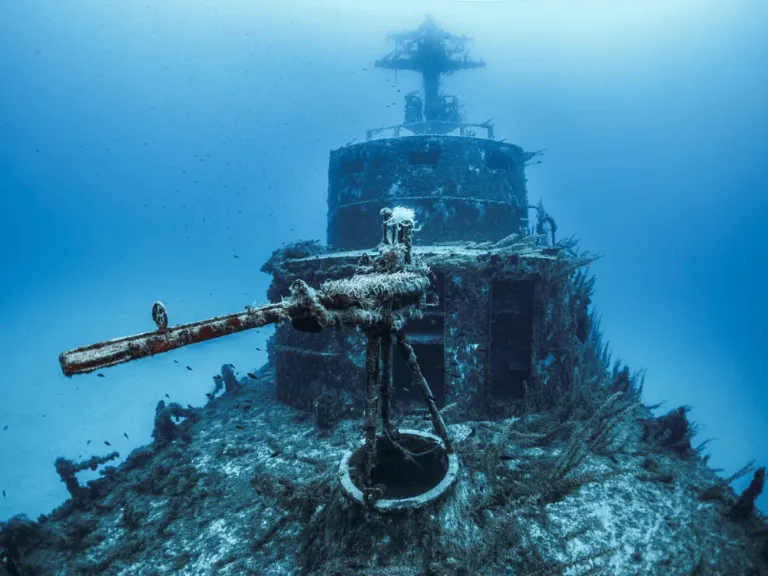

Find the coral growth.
xmin=54 ymin=452 xmax=120 ymax=504
xmin=152 ymin=401 xmax=199 ymax=447
xmin=731 ymin=467 xmax=766 ymax=519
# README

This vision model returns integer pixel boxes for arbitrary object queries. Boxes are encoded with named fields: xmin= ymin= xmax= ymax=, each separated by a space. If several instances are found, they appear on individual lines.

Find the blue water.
xmin=1 ymin=0 xmax=766 ymax=522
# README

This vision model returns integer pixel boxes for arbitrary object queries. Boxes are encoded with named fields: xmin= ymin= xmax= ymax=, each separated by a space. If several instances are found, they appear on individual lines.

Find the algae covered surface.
xmin=2 ymin=360 xmax=767 ymax=575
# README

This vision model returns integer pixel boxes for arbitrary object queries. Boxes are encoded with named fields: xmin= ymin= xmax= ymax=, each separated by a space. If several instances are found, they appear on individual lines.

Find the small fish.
xmin=165 ymin=393 xmax=171 ymax=399
xmin=123 ymin=432 xmax=129 ymax=439
xmin=205 ymin=393 xmax=214 ymax=400
xmin=233 ymin=255 xmax=239 ymax=259
xmin=2 ymin=489 xmax=5 ymax=499
xmin=270 ymin=450 xmax=281 ymax=458
xmin=499 ymin=455 xmax=514 ymax=461
xmin=97 ymin=373 xmax=105 ymax=378
xmin=187 ymin=404 xmax=194 ymax=410
xmin=186 ymin=366 xmax=193 ymax=371
xmin=2 ymin=425 xmax=7 ymax=431
xmin=86 ymin=440 xmax=91 ymax=445
xmin=235 ymin=425 xmax=245 ymax=430
xmin=174 ymin=360 xmax=179 ymax=364
xmin=247 ymin=372 xmax=258 ymax=380
xmin=255 ymin=347 xmax=262 ymax=351
xmin=104 ymin=441 xmax=111 ymax=446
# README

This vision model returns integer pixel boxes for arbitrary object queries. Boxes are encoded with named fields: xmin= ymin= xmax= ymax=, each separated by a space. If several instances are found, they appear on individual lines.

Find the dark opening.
xmin=405 ymin=315 xmax=444 ymax=338
xmin=409 ymin=148 xmax=441 ymax=165
xmin=369 ymin=156 xmax=387 ymax=171
xmin=393 ymin=342 xmax=445 ymax=407
xmin=409 ymin=272 xmax=445 ymax=331
xmin=489 ymin=280 xmax=534 ymax=400
xmin=425 ymin=271 xmax=445 ymax=311
xmin=349 ymin=434 xmax=448 ymax=499
xmin=291 ymin=317 xmax=323 ymax=333
xmin=486 ymin=152 xmax=513 ymax=171
xmin=341 ymin=157 xmax=365 ymax=174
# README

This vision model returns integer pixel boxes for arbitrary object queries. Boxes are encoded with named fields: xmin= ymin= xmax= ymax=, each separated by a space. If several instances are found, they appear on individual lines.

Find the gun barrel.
xmin=59 ymin=303 xmax=287 ymax=376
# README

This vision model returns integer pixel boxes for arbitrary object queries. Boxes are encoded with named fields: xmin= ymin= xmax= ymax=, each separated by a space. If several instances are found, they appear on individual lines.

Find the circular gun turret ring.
xmin=339 ymin=429 xmax=459 ymax=513
xmin=152 ymin=301 xmax=169 ymax=331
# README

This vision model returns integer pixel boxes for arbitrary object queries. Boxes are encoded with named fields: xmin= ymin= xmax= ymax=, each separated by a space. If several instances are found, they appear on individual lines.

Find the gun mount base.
xmin=339 ymin=429 xmax=459 ymax=513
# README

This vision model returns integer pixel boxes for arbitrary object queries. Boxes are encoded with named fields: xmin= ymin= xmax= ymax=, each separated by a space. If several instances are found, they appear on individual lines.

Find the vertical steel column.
xmin=364 ymin=333 xmax=381 ymax=488
xmin=380 ymin=331 xmax=394 ymax=438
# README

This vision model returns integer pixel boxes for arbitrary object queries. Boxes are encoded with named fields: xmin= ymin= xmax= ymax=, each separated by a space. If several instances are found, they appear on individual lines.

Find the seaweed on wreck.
xmin=730 ymin=467 xmax=766 ymax=520
xmin=0 ymin=516 xmax=44 ymax=575
xmin=206 ymin=363 xmax=243 ymax=402
xmin=437 ymin=304 xmax=650 ymax=574
xmin=526 ymin=256 xmax=645 ymax=423
xmin=476 ymin=392 xmax=639 ymax=506
xmin=0 ymin=449 xmax=129 ymax=573
xmin=247 ymin=463 xmax=340 ymax=571
xmin=0 ymin=366 xmax=219 ymax=574
xmin=314 ymin=386 xmax=355 ymax=430
xmin=54 ymin=452 xmax=121 ymax=506
xmin=152 ymin=400 xmax=200 ymax=447
xmin=208 ymin=363 xmax=241 ymax=399
xmin=518 ymin=235 xmax=616 ymax=417
xmin=642 ymin=405 xmax=697 ymax=457
xmin=297 ymin=488 xmax=438 ymax=576
xmin=292 ymin=381 xmax=643 ymax=576
xmin=434 ymin=414 xmax=631 ymax=573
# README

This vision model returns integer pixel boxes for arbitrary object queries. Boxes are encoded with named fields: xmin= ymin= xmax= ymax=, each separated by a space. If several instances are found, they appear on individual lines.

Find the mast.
xmin=374 ymin=17 xmax=485 ymax=125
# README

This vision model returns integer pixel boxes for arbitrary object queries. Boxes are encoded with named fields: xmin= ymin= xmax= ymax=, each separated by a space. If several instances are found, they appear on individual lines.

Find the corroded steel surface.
xmin=327 ymin=137 xmax=532 ymax=250
xmin=59 ymin=269 xmax=429 ymax=377
xmin=59 ymin=304 xmax=287 ymax=377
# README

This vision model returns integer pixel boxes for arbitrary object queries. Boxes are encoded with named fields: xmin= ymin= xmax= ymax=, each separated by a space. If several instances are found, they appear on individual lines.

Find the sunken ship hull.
xmin=3 ymin=17 xmax=765 ymax=576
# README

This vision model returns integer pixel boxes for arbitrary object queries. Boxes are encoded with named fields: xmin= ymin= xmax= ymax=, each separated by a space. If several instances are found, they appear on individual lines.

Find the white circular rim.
xmin=338 ymin=428 xmax=459 ymax=513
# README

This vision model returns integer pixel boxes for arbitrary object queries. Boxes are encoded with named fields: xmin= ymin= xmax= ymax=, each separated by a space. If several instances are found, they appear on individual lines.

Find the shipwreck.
xmin=1 ymin=17 xmax=766 ymax=576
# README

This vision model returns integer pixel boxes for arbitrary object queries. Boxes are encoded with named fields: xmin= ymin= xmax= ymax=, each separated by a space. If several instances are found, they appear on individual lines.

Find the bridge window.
xmin=409 ymin=148 xmax=441 ymax=165
xmin=486 ymin=153 xmax=513 ymax=171
xmin=341 ymin=158 xmax=365 ymax=174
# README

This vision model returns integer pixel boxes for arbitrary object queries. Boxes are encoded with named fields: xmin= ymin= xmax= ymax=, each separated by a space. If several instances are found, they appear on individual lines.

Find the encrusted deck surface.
xmin=3 ymin=365 xmax=766 ymax=575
